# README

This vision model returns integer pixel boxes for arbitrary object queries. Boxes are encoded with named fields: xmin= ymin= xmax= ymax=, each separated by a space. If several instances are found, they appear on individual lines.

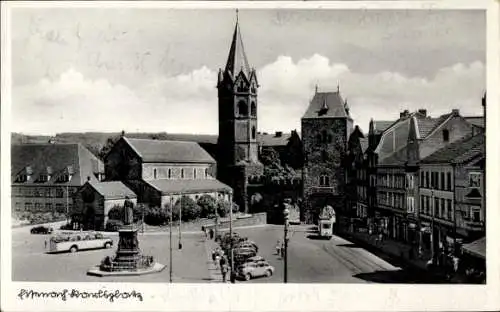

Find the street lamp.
xmin=229 ymin=192 xmax=235 ymax=283
xmin=178 ymin=194 xmax=183 ymax=250
xmin=283 ymin=204 xmax=290 ymax=283
xmin=169 ymin=196 xmax=173 ymax=283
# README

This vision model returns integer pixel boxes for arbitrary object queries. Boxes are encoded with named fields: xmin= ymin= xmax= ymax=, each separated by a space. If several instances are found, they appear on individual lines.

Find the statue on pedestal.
xmin=123 ymin=198 xmax=134 ymax=225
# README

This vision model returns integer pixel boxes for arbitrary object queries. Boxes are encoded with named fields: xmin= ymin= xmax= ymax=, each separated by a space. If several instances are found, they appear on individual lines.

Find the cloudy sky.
xmin=10 ymin=8 xmax=485 ymax=135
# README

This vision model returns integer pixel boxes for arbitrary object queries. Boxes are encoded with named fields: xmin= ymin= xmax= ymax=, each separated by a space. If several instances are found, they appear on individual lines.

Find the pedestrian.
xmin=221 ymin=261 xmax=228 ymax=283
xmin=275 ymin=240 xmax=281 ymax=256
xmin=215 ymin=252 xmax=221 ymax=269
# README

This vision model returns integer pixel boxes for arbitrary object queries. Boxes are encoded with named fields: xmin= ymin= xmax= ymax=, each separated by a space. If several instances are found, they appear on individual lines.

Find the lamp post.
xmin=178 ymin=194 xmax=182 ymax=250
xmin=283 ymin=204 xmax=290 ymax=283
xmin=169 ymin=196 xmax=173 ymax=283
xmin=229 ymin=191 xmax=235 ymax=283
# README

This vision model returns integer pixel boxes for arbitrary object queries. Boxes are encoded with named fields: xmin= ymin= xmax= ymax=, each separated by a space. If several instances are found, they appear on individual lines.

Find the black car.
xmin=30 ymin=226 xmax=53 ymax=234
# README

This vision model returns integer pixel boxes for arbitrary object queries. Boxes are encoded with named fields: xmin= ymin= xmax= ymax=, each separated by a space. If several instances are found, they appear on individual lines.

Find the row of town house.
xmin=346 ymin=95 xmax=486 ymax=266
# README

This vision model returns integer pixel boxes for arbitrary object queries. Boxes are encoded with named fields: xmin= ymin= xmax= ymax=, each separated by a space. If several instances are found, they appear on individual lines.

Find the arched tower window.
xmin=238 ymin=100 xmax=248 ymax=116
xmin=251 ymin=101 xmax=257 ymax=117
xmin=442 ymin=129 xmax=449 ymax=142
xmin=252 ymin=126 xmax=256 ymax=139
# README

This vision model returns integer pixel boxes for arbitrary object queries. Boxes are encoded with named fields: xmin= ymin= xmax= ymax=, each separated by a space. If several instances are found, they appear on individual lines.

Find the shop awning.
xmin=462 ymin=237 xmax=486 ymax=259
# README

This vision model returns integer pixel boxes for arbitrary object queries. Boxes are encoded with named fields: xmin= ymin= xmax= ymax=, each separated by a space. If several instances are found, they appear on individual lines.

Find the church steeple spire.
xmin=225 ymin=9 xmax=251 ymax=78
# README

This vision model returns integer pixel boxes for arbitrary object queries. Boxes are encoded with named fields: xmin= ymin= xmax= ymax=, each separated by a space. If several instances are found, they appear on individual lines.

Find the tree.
xmin=99 ymin=135 xmax=120 ymax=159
xmin=175 ymin=196 xmax=202 ymax=222
xmin=108 ymin=205 xmax=124 ymax=221
xmin=197 ymin=195 xmax=218 ymax=218
xmin=216 ymin=198 xmax=231 ymax=218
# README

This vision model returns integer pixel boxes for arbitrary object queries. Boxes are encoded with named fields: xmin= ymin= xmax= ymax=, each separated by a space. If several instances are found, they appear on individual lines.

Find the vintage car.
xmin=30 ymin=226 xmax=53 ymax=234
xmin=237 ymin=260 xmax=275 ymax=281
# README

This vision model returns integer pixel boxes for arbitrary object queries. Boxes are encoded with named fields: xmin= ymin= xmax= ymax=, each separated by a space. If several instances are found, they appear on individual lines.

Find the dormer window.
xmin=181 ymin=168 xmax=185 ymax=179
xmin=205 ymin=168 xmax=208 ymax=179
xmin=153 ymin=168 xmax=157 ymax=179
xmin=193 ymin=168 xmax=197 ymax=179
xmin=168 ymin=168 xmax=172 ymax=179
xmin=442 ymin=129 xmax=450 ymax=142
xmin=39 ymin=175 xmax=48 ymax=182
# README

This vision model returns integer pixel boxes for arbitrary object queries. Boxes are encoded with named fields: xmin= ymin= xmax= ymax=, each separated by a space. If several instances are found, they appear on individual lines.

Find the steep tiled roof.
xmin=421 ymin=134 xmax=485 ymax=164
xmin=123 ymin=137 xmax=216 ymax=164
xmin=415 ymin=116 xmax=440 ymax=138
xmin=373 ymin=120 xmax=395 ymax=134
xmin=423 ymin=113 xmax=453 ymax=137
xmin=88 ymin=181 xmax=136 ymax=200
xmin=11 ymin=143 xmax=103 ymax=186
xmin=302 ymin=92 xmax=350 ymax=119
xmin=145 ymin=179 xmax=232 ymax=195
xmin=465 ymin=116 xmax=485 ymax=128
xmin=257 ymin=133 xmax=291 ymax=147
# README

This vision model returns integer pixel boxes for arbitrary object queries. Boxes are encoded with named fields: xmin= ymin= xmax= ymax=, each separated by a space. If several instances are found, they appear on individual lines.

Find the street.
xmin=12 ymin=224 xmax=436 ymax=283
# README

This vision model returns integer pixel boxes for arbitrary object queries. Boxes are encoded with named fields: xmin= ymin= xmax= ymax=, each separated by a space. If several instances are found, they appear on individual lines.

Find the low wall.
xmin=204 ymin=212 xmax=267 ymax=231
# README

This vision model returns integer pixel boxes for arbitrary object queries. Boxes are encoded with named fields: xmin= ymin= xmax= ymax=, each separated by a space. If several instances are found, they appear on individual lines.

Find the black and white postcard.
xmin=1 ymin=1 xmax=499 ymax=311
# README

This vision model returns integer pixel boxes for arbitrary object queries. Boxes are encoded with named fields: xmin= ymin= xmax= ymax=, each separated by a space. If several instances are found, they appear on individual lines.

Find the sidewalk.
xmin=203 ymin=237 xmax=230 ymax=283
xmin=339 ymin=229 xmax=430 ymax=272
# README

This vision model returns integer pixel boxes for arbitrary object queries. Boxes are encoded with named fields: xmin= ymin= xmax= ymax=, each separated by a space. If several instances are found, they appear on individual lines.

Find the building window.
xmin=425 ymin=171 xmax=429 ymax=188
xmin=447 ymin=172 xmax=452 ymax=191
xmin=25 ymin=202 xmax=32 ymax=211
xmin=469 ymin=172 xmax=481 ymax=188
xmin=56 ymin=188 xmax=64 ymax=198
xmin=252 ymin=126 xmax=256 ymax=139
xmin=194 ymin=168 xmax=197 ymax=179
xmin=34 ymin=203 xmax=42 ymax=212
xmin=153 ymin=169 xmax=157 ymax=179
xmin=45 ymin=203 xmax=53 ymax=212
xmin=440 ymin=172 xmax=445 ymax=190
xmin=319 ymin=175 xmax=330 ymax=187
xmin=205 ymin=168 xmax=208 ymax=178
xmin=168 ymin=169 xmax=172 ymax=179
xmin=56 ymin=203 xmax=64 ymax=213
xmin=251 ymin=102 xmax=257 ymax=116
xmin=442 ymin=129 xmax=450 ymax=142
xmin=471 ymin=207 xmax=481 ymax=222
xmin=420 ymin=171 xmax=424 ymax=187
xmin=238 ymin=100 xmax=248 ymax=116
xmin=447 ymin=200 xmax=452 ymax=220
xmin=181 ymin=169 xmax=185 ymax=179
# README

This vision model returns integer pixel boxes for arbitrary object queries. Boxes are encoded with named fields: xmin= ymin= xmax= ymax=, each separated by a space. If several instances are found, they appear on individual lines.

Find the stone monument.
xmin=87 ymin=200 xmax=165 ymax=277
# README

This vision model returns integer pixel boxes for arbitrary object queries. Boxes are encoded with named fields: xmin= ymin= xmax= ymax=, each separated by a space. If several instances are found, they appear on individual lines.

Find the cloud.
xmin=12 ymin=55 xmax=485 ymax=135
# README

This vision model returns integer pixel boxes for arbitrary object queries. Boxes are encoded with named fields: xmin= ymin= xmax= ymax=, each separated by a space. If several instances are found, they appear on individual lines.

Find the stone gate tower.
xmin=217 ymin=13 xmax=263 ymax=212
xmin=301 ymin=86 xmax=353 ymax=224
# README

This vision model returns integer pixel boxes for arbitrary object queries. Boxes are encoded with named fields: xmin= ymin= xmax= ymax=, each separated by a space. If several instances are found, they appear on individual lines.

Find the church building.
xmin=216 ymin=15 xmax=264 ymax=212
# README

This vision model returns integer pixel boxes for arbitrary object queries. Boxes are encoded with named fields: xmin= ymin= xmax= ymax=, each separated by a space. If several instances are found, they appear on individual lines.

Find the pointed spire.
xmin=224 ymin=10 xmax=251 ymax=78
xmin=337 ymin=81 xmax=340 ymax=93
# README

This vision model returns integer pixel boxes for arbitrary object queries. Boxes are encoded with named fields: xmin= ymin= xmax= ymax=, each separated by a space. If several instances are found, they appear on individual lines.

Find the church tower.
xmin=217 ymin=12 xmax=263 ymax=212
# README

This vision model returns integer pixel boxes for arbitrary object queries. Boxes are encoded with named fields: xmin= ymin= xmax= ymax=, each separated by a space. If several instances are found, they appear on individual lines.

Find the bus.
xmin=47 ymin=231 xmax=114 ymax=253
xmin=317 ymin=205 xmax=336 ymax=239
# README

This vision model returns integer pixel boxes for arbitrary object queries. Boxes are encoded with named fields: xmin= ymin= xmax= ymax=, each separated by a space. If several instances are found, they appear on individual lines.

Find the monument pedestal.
xmin=87 ymin=224 xmax=165 ymax=277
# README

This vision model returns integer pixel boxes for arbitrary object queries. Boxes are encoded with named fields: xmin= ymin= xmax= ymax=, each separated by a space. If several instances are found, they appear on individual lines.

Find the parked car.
xmin=237 ymin=260 xmax=275 ymax=281
xmin=30 ymin=226 xmax=53 ymax=234
xmin=236 ymin=241 xmax=258 ymax=252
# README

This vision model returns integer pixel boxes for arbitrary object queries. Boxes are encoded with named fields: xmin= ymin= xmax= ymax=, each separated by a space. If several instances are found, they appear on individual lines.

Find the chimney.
xmin=87 ymin=176 xmax=91 ymax=182
xmin=400 ymin=110 xmax=410 ymax=118
xmin=275 ymin=131 xmax=283 ymax=137
xmin=418 ymin=109 xmax=427 ymax=117
xmin=452 ymin=109 xmax=460 ymax=115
